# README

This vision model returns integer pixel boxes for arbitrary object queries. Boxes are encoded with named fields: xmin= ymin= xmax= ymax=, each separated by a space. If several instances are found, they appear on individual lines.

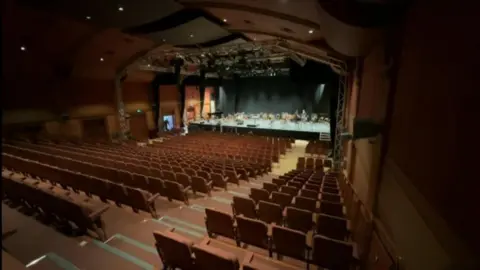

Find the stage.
xmin=189 ymin=119 xmax=331 ymax=141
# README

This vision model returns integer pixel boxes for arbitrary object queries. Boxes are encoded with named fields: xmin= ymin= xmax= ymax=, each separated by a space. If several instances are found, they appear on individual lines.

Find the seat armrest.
xmin=200 ymin=237 xmax=211 ymax=246
xmin=242 ymin=251 xmax=255 ymax=265
xmin=89 ymin=205 xmax=110 ymax=219
xmin=147 ymin=193 xmax=160 ymax=203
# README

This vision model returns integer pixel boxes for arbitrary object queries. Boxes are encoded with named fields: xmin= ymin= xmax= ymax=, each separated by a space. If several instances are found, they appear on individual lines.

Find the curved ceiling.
xmin=3 ymin=0 xmax=401 ymax=82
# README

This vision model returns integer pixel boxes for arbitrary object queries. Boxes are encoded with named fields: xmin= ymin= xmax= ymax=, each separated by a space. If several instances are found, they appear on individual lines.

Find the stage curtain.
xmin=199 ymin=70 xmax=206 ymax=117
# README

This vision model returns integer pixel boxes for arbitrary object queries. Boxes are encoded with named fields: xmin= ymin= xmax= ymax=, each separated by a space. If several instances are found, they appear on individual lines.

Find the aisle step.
xmin=91 ymin=240 xmax=155 ymax=270
xmin=26 ymin=253 xmax=78 ymax=270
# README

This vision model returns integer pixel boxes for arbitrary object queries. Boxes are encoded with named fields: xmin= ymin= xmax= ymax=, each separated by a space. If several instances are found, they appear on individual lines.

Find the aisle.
xmin=271 ymin=140 xmax=308 ymax=176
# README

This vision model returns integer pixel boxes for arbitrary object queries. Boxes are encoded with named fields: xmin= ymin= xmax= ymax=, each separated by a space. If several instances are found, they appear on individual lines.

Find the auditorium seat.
xmin=293 ymin=196 xmax=317 ymax=213
xmin=164 ymin=180 xmax=190 ymax=205
xmin=210 ymin=173 xmax=228 ymax=190
xmin=192 ymin=242 xmax=240 ymax=270
xmin=316 ymin=213 xmax=350 ymax=241
xmin=280 ymin=185 xmax=299 ymax=197
xmin=204 ymin=208 xmax=238 ymax=242
xmin=175 ymin=173 xmax=192 ymax=189
xmin=153 ymin=228 xmax=195 ymax=269
xmin=232 ymin=196 xmax=257 ymax=218
xmin=311 ymin=234 xmax=357 ymax=270
xmin=146 ymin=176 xmax=167 ymax=197
xmin=285 ymin=207 xmax=314 ymax=234
xmin=191 ymin=175 xmax=213 ymax=196
xmin=271 ymin=225 xmax=309 ymax=262
xmin=163 ymin=170 xmax=176 ymax=182
xmin=249 ymin=188 xmax=270 ymax=204
xmin=184 ymin=167 xmax=197 ymax=177
xmin=299 ymin=189 xmax=319 ymax=200
xmin=320 ymin=192 xmax=343 ymax=203
xmin=262 ymin=182 xmax=278 ymax=194
xmin=319 ymin=200 xmax=346 ymax=217
xmin=272 ymin=178 xmax=286 ymax=186
xmin=271 ymin=192 xmax=293 ymax=209
xmin=224 ymin=169 xmax=241 ymax=185
xmin=257 ymin=201 xmax=283 ymax=225
xmin=235 ymin=216 xmax=270 ymax=249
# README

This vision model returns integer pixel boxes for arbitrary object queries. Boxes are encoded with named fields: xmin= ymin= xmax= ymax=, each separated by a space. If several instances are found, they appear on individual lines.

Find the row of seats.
xmin=297 ymin=157 xmax=332 ymax=170
xmin=2 ymin=153 xmax=161 ymax=217
xmin=305 ymin=140 xmax=330 ymax=156
xmin=2 ymin=169 xmax=109 ymax=240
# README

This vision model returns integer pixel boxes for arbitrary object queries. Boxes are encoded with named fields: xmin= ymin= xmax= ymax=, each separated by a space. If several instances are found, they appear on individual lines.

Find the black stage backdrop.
xmin=218 ymin=76 xmax=332 ymax=115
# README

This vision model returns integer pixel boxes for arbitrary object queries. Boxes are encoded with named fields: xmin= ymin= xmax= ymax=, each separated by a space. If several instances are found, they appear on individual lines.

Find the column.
xmin=115 ymin=75 xmax=128 ymax=139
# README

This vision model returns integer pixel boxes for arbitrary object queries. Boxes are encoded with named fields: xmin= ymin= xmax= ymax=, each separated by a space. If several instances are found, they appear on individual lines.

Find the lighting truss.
xmin=333 ymin=62 xmax=348 ymax=171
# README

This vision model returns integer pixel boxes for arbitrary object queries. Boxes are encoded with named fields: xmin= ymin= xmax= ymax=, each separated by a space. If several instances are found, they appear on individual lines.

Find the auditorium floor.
xmin=2 ymin=141 xmax=311 ymax=270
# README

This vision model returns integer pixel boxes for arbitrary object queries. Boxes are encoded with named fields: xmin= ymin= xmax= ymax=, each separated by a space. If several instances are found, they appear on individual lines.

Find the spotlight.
xmin=223 ymin=19 xmax=227 ymax=22
xmin=100 ymin=57 xmax=104 ymax=62
xmin=189 ymin=34 xmax=194 ymax=38
xmin=118 ymin=6 xmax=124 ymax=11
xmin=308 ymin=29 xmax=314 ymax=34
xmin=20 ymin=46 xmax=26 ymax=51
xmin=86 ymin=16 xmax=91 ymax=20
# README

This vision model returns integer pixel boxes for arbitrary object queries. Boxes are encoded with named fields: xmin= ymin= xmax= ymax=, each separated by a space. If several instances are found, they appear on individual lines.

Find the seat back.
xmin=293 ymin=196 xmax=317 ymax=212
xmin=285 ymin=207 xmax=313 ymax=233
xmin=287 ymin=181 xmax=303 ymax=189
xmin=224 ymin=170 xmax=239 ymax=185
xmin=191 ymin=176 xmax=211 ymax=195
xmin=272 ymin=178 xmax=286 ymax=186
xmin=257 ymin=200 xmax=283 ymax=225
xmin=184 ymin=168 xmax=196 ymax=177
xmin=249 ymin=188 xmax=270 ymax=204
xmin=320 ymin=200 xmax=345 ymax=217
xmin=320 ymin=192 xmax=342 ymax=203
xmin=211 ymin=173 xmax=227 ymax=189
xmin=192 ymin=244 xmax=239 ymax=270
xmin=164 ymin=180 xmax=188 ymax=204
xmin=163 ymin=170 xmax=176 ymax=182
xmin=153 ymin=229 xmax=194 ymax=269
xmin=176 ymin=173 xmax=191 ymax=188
xmin=271 ymin=225 xmax=307 ymax=261
xmin=280 ymin=185 xmax=299 ymax=197
xmin=312 ymin=235 xmax=353 ymax=270
xmin=300 ymin=189 xmax=318 ymax=199
xmin=204 ymin=208 xmax=236 ymax=239
xmin=232 ymin=196 xmax=257 ymax=218
xmin=304 ymin=183 xmax=321 ymax=191
xmin=262 ymin=182 xmax=278 ymax=194
xmin=197 ymin=170 xmax=210 ymax=180
xmin=271 ymin=192 xmax=293 ymax=209
xmin=316 ymin=213 xmax=349 ymax=240
xmin=236 ymin=216 xmax=269 ymax=249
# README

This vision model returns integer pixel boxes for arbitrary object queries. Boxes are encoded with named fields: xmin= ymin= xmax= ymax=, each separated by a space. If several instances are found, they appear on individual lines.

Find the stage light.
xmin=100 ymin=57 xmax=104 ymax=62
xmin=308 ymin=29 xmax=314 ymax=34
xmin=86 ymin=16 xmax=91 ymax=20
xmin=223 ymin=19 xmax=227 ymax=22
xmin=20 ymin=46 xmax=26 ymax=51
xmin=118 ymin=6 xmax=124 ymax=11
xmin=162 ymin=39 xmax=166 ymax=42
xmin=147 ymin=64 xmax=151 ymax=67
xmin=189 ymin=34 xmax=194 ymax=38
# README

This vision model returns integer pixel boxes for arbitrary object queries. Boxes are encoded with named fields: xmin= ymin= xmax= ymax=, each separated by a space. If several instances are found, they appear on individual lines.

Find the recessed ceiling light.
xmin=100 ymin=57 xmax=104 ymax=62
xmin=189 ymin=34 xmax=194 ymax=38
xmin=86 ymin=16 xmax=91 ymax=20
xmin=223 ymin=19 xmax=227 ymax=22
xmin=308 ymin=29 xmax=314 ymax=34
xmin=162 ymin=39 xmax=166 ymax=42
xmin=20 ymin=46 xmax=26 ymax=51
xmin=118 ymin=6 xmax=124 ymax=11
xmin=147 ymin=64 xmax=151 ymax=67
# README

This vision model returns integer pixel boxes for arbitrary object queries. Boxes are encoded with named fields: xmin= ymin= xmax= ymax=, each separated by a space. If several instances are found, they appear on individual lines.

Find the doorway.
xmin=163 ymin=115 xmax=174 ymax=131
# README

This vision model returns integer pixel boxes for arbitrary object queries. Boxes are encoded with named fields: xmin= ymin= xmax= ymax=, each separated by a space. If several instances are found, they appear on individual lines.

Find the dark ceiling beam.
xmin=317 ymin=0 xmax=410 ymax=28
xmin=176 ymin=33 xmax=248 ymax=48
xmin=226 ymin=28 xmax=346 ymax=60
xmin=177 ymin=0 xmax=320 ymax=29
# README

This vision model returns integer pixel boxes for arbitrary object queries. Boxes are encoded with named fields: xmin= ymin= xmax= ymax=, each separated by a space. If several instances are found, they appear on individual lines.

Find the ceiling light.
xmin=223 ymin=19 xmax=227 ymax=22
xmin=189 ymin=34 xmax=194 ymax=38
xmin=118 ymin=6 xmax=124 ymax=11
xmin=308 ymin=29 xmax=314 ymax=34
xmin=162 ymin=39 xmax=166 ymax=42
xmin=20 ymin=46 xmax=26 ymax=51
xmin=100 ymin=57 xmax=104 ymax=62
xmin=147 ymin=64 xmax=151 ymax=67
xmin=86 ymin=16 xmax=91 ymax=20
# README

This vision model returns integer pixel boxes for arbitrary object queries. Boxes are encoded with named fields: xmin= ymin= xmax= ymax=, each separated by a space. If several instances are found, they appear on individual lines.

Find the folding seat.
xmin=272 ymin=181 xmax=287 ymax=190
xmin=197 ymin=170 xmax=211 ymax=181
xmin=210 ymin=173 xmax=228 ymax=190
xmin=311 ymin=235 xmax=356 ymax=270
xmin=319 ymin=200 xmax=346 ymax=217
xmin=287 ymin=181 xmax=303 ymax=189
xmin=125 ymin=187 xmax=159 ymax=218
xmin=192 ymin=243 xmax=240 ymax=270
xmin=88 ymin=176 xmax=111 ymax=202
xmin=320 ymin=192 xmax=343 ymax=203
xmin=280 ymin=185 xmax=299 ymax=197
xmin=184 ymin=167 xmax=197 ymax=177
xmin=316 ymin=213 xmax=350 ymax=241
xmin=191 ymin=176 xmax=212 ymax=196
xmin=293 ymin=196 xmax=317 ymax=213
xmin=271 ymin=225 xmax=308 ymax=262
xmin=304 ymin=183 xmax=321 ymax=192
xmin=164 ymin=180 xmax=190 ymax=205
xmin=322 ymin=186 xmax=340 ymax=195
xmin=235 ymin=216 xmax=269 ymax=249
xmin=279 ymin=175 xmax=291 ymax=181
xmin=249 ymin=188 xmax=270 ymax=204
xmin=146 ymin=176 xmax=166 ymax=197
xmin=153 ymin=229 xmax=195 ymax=270
xmin=224 ymin=169 xmax=241 ymax=185
xmin=285 ymin=207 xmax=313 ymax=234
xmin=257 ymin=201 xmax=283 ymax=225
xmin=161 ymin=164 xmax=172 ymax=171
xmin=232 ymin=196 xmax=257 ymax=218
xmin=171 ymin=166 xmax=184 ymax=174
xmin=300 ymin=189 xmax=319 ymax=200
xmin=204 ymin=208 xmax=237 ymax=241
xmin=271 ymin=192 xmax=293 ymax=210
xmin=175 ymin=173 xmax=192 ymax=189
xmin=163 ymin=170 xmax=176 ymax=182
xmin=190 ymin=165 xmax=200 ymax=171
xmin=262 ymin=182 xmax=278 ymax=194
xmin=296 ymin=162 xmax=305 ymax=170
xmin=131 ymin=173 xmax=150 ymax=191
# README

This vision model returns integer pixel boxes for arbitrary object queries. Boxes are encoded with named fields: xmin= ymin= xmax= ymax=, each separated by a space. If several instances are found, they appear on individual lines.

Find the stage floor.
xmin=191 ymin=119 xmax=330 ymax=133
